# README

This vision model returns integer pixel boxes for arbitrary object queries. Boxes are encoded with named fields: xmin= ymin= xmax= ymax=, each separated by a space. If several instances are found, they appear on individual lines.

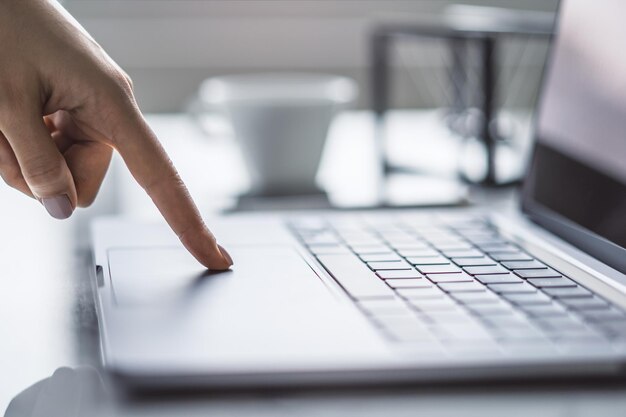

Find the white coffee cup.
xmin=200 ymin=73 xmax=357 ymax=195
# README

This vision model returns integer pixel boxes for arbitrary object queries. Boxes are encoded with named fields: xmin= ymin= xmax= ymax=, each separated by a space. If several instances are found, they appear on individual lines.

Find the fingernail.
xmin=41 ymin=194 xmax=73 ymax=219
xmin=218 ymin=244 xmax=234 ymax=266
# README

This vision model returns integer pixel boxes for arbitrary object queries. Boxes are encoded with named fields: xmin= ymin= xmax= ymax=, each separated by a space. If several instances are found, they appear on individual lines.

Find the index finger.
xmin=111 ymin=110 xmax=233 ymax=270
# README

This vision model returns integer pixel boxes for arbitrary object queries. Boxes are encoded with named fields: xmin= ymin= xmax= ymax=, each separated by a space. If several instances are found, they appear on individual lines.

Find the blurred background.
xmin=53 ymin=0 xmax=563 ymax=231
xmin=63 ymin=0 xmax=558 ymax=113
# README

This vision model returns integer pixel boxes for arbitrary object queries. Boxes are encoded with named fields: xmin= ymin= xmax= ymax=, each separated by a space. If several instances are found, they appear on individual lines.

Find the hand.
xmin=0 ymin=0 xmax=232 ymax=269
xmin=4 ymin=367 xmax=109 ymax=417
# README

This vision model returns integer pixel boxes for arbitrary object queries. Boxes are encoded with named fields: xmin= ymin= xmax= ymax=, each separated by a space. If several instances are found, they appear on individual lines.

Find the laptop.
xmin=91 ymin=0 xmax=626 ymax=389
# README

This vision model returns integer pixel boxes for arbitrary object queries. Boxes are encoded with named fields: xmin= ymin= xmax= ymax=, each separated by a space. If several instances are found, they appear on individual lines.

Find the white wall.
xmin=64 ymin=0 xmax=558 ymax=112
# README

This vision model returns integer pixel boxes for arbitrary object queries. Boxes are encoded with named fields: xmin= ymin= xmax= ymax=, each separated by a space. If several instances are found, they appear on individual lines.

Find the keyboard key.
xmin=527 ymin=277 xmax=577 ymax=288
xmin=535 ymin=311 xmax=585 ymax=329
xmin=382 ymin=234 xmax=418 ymax=242
xmin=597 ymin=322 xmax=626 ymax=339
xmin=440 ymin=249 xmax=484 ymax=258
xmin=501 ymin=260 xmax=547 ymax=270
xmin=480 ymin=244 xmax=519 ymax=253
xmin=438 ymin=281 xmax=485 ymax=292
xmin=302 ymin=233 xmax=340 ymax=245
xmin=389 ymin=242 xmax=431 ymax=251
xmin=317 ymin=254 xmax=395 ymax=299
xmin=543 ymin=286 xmax=592 ymax=298
xmin=426 ymin=273 xmax=473 ymax=283
xmin=415 ymin=264 xmax=462 ymax=274
xmin=578 ymin=308 xmax=626 ymax=322
xmin=384 ymin=324 xmax=437 ymax=344
xmin=407 ymin=298 xmax=459 ymax=311
xmin=376 ymin=269 xmax=422 ymax=279
xmin=378 ymin=229 xmax=415 ymax=236
xmin=425 ymin=310 xmax=473 ymax=322
xmin=519 ymin=303 xmax=568 ymax=317
xmin=475 ymin=273 xmax=523 ymax=284
xmin=451 ymin=291 xmax=500 ymax=304
xmin=434 ymin=323 xmax=494 ymax=342
xmin=376 ymin=228 xmax=411 ymax=236
xmin=464 ymin=236 xmax=508 ymax=245
xmin=359 ymin=253 xmax=402 ymax=262
xmin=553 ymin=334 xmax=608 ymax=348
xmin=345 ymin=237 xmax=384 ymax=246
xmin=308 ymin=244 xmax=350 ymax=255
xmin=398 ymin=248 xmax=439 ymax=258
xmin=380 ymin=232 xmax=424 ymax=242
xmin=397 ymin=287 xmax=445 ymax=299
xmin=463 ymin=265 xmax=509 ymax=275
xmin=534 ymin=315 xmax=586 ymax=331
xmin=501 ymin=291 xmax=551 ymax=305
xmin=494 ymin=325 xmax=546 ymax=341
xmin=368 ymin=260 xmax=412 ymax=270
xmin=549 ymin=327 xmax=604 ymax=340
xmin=515 ymin=268 xmax=562 ymax=278
xmin=289 ymin=218 xmax=327 ymax=232
xmin=467 ymin=302 xmax=516 ymax=316
xmin=559 ymin=296 xmax=610 ymax=310
xmin=458 ymin=234 xmax=500 ymax=244
xmin=431 ymin=242 xmax=473 ymax=251
xmin=483 ymin=314 xmax=530 ymax=328
xmin=373 ymin=314 xmax=424 ymax=329
xmin=420 ymin=232 xmax=456 ymax=241
xmin=385 ymin=278 xmax=431 ymax=289
xmin=452 ymin=257 xmax=497 ymax=267
xmin=358 ymin=299 xmax=413 ymax=316
xmin=488 ymin=282 xmax=537 ymax=293
xmin=501 ymin=341 xmax=557 ymax=356
xmin=351 ymin=245 xmax=392 ymax=255
xmin=490 ymin=252 xmax=533 ymax=262
xmin=371 ymin=310 xmax=420 ymax=322
xmin=543 ymin=319 xmax=600 ymax=336
xmin=385 ymin=330 xmax=438 ymax=345
xmin=407 ymin=256 xmax=450 ymax=265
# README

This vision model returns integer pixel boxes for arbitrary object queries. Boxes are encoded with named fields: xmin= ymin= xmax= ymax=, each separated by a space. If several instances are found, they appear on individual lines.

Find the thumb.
xmin=1 ymin=111 xmax=77 ymax=219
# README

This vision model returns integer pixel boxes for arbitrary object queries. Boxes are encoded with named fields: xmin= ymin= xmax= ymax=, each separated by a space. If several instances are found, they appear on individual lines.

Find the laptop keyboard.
xmin=289 ymin=215 xmax=626 ymax=355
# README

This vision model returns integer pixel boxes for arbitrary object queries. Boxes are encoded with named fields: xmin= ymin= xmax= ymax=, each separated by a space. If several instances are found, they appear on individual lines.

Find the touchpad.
xmin=108 ymin=246 xmax=330 ymax=308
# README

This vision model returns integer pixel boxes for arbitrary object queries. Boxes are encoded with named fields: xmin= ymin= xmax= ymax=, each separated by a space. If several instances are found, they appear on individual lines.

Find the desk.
xmin=1 ymin=113 xmax=624 ymax=416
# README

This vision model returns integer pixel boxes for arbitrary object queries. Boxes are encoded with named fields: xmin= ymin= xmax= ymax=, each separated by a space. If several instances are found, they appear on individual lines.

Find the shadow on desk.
xmin=6 ymin=365 xmax=626 ymax=417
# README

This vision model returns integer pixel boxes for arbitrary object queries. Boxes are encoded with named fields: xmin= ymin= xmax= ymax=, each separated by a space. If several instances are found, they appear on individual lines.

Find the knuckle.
xmin=108 ymin=72 xmax=136 ymax=104
xmin=88 ymin=70 xmax=136 ymax=114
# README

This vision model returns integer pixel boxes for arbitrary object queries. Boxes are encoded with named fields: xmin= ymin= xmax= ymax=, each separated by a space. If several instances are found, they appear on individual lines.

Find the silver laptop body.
xmin=91 ymin=0 xmax=626 ymax=388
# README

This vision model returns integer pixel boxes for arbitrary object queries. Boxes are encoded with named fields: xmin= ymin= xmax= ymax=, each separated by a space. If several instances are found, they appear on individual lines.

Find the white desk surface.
xmin=1 ymin=112 xmax=625 ymax=416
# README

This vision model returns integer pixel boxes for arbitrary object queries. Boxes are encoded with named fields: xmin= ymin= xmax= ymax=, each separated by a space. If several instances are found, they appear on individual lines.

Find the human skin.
xmin=0 ymin=0 xmax=233 ymax=269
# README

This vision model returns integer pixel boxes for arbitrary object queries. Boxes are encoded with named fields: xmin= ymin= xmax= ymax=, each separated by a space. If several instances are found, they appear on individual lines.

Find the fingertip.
xmin=201 ymin=244 xmax=232 ymax=271
xmin=198 ymin=252 xmax=231 ymax=271
xmin=218 ymin=244 xmax=234 ymax=267
xmin=179 ymin=228 xmax=232 ymax=270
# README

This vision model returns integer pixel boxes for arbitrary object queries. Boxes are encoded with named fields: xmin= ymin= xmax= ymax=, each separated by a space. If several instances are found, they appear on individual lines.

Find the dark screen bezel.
xmin=520 ymin=0 xmax=626 ymax=274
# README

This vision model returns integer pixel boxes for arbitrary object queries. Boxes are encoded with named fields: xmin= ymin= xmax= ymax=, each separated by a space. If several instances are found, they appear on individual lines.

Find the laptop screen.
xmin=522 ymin=0 xmax=626 ymax=273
